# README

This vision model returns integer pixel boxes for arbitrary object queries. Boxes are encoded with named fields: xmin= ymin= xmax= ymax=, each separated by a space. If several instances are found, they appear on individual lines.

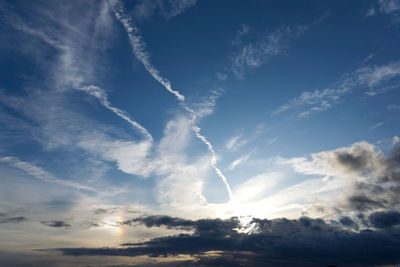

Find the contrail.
xmin=192 ymin=126 xmax=233 ymax=199
xmin=111 ymin=1 xmax=233 ymax=200
xmin=79 ymin=85 xmax=153 ymax=141
xmin=111 ymin=6 xmax=185 ymax=101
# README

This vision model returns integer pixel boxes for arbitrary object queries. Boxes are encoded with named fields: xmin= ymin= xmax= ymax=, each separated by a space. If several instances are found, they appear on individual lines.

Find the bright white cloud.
xmin=232 ymin=172 xmax=279 ymax=203
xmin=228 ymin=152 xmax=252 ymax=170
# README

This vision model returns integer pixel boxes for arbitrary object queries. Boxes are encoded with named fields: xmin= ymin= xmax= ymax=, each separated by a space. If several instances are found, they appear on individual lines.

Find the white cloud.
xmin=113 ymin=1 xmax=233 ymax=200
xmin=232 ymin=172 xmax=279 ymax=203
xmin=387 ymin=104 xmax=400 ymax=110
xmin=267 ymin=136 xmax=279 ymax=145
xmin=393 ymin=136 xmax=400 ymax=145
xmin=366 ymin=7 xmax=377 ymax=16
xmin=272 ymin=61 xmax=400 ymax=117
xmin=0 ymin=156 xmax=97 ymax=192
xmin=216 ymin=72 xmax=227 ymax=80
xmin=132 ymin=0 xmax=197 ymax=20
xmin=228 ymin=152 xmax=252 ymax=171
xmin=370 ymin=122 xmax=384 ymax=130
xmin=379 ymin=0 xmax=400 ymax=14
xmin=231 ymin=25 xmax=308 ymax=79
xmin=191 ymin=88 xmax=224 ymax=118
xmin=226 ymin=134 xmax=247 ymax=151
xmin=78 ymin=85 xmax=152 ymax=141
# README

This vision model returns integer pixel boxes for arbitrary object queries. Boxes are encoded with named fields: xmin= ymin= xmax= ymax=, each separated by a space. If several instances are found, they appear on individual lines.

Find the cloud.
xmin=112 ymin=2 xmax=233 ymax=200
xmin=394 ymin=136 xmax=400 ymax=145
xmin=366 ymin=7 xmax=377 ymax=16
xmin=0 ymin=156 xmax=98 ymax=192
xmin=370 ymin=122 xmax=384 ymax=130
xmin=78 ymin=85 xmax=153 ymax=141
xmin=133 ymin=0 xmax=197 ymax=20
xmin=111 ymin=1 xmax=185 ymax=101
xmin=227 ymin=152 xmax=252 ymax=170
xmin=192 ymin=126 xmax=233 ymax=200
xmin=232 ymin=172 xmax=279 ymax=203
xmin=379 ymin=0 xmax=400 ymax=14
xmin=231 ymin=25 xmax=308 ymax=79
xmin=387 ymin=104 xmax=400 ymax=110
xmin=272 ymin=61 xmax=400 ymax=117
xmin=225 ymin=134 xmax=246 ymax=151
xmin=56 ymin=215 xmax=400 ymax=266
xmin=368 ymin=210 xmax=400 ymax=228
xmin=339 ymin=216 xmax=359 ymax=230
xmin=285 ymin=140 xmax=400 ymax=216
xmin=0 ymin=216 xmax=26 ymax=224
xmin=191 ymin=88 xmax=224 ymax=119
xmin=41 ymin=220 xmax=71 ymax=228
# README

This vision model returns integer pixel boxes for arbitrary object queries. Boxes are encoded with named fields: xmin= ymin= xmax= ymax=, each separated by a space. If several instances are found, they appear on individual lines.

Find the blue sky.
xmin=1 ymin=0 xmax=400 ymax=266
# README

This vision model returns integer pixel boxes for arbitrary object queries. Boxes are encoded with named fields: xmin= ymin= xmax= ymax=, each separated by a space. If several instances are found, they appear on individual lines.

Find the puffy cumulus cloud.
xmin=286 ymin=140 xmax=400 ymax=223
xmin=56 ymin=215 xmax=400 ymax=266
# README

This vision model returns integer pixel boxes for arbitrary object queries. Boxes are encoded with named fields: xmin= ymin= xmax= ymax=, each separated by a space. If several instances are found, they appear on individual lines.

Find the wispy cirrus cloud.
xmin=366 ymin=0 xmax=400 ymax=22
xmin=379 ymin=0 xmax=400 ymax=14
xmin=231 ymin=25 xmax=308 ymax=79
xmin=225 ymin=134 xmax=247 ymax=151
xmin=0 ymin=156 xmax=98 ymax=193
xmin=133 ymin=0 xmax=197 ymax=20
xmin=272 ymin=61 xmax=400 ymax=117
xmin=227 ymin=153 xmax=251 ymax=171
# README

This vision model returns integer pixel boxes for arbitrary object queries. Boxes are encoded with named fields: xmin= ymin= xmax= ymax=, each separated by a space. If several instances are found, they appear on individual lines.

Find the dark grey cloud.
xmin=56 ymin=215 xmax=400 ymax=267
xmin=41 ymin=220 xmax=71 ymax=228
xmin=339 ymin=216 xmax=359 ymax=230
xmin=123 ymin=216 xmax=240 ymax=237
xmin=368 ymin=210 xmax=400 ymax=228
xmin=309 ymin=143 xmax=400 ymax=215
xmin=0 ymin=216 xmax=26 ymax=224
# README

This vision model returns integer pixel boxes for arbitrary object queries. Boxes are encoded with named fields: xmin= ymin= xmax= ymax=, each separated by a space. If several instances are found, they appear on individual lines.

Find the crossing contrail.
xmin=111 ymin=0 xmax=233 ymax=200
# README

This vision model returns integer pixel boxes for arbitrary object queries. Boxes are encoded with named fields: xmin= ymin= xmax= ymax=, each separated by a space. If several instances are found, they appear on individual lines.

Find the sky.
xmin=0 ymin=0 xmax=400 ymax=266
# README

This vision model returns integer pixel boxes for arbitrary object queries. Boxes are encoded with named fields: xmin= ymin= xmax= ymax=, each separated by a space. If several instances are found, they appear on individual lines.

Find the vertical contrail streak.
xmin=111 ymin=1 xmax=233 ymax=200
